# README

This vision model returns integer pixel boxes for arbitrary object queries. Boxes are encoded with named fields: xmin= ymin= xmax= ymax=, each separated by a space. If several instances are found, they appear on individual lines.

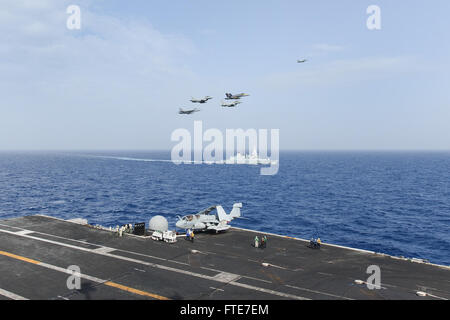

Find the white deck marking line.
xmin=200 ymin=266 xmax=272 ymax=284
xmin=0 ymin=250 xmax=168 ymax=300
xmin=0 ymin=223 xmax=174 ymax=264
xmin=423 ymin=292 xmax=448 ymax=300
xmin=38 ymin=261 xmax=105 ymax=283
xmin=0 ymin=228 xmax=309 ymax=300
xmin=113 ymin=248 xmax=189 ymax=266
xmin=213 ymin=272 xmax=241 ymax=282
xmin=242 ymin=275 xmax=272 ymax=284
xmin=263 ymin=263 xmax=288 ymax=270
xmin=0 ymin=288 xmax=28 ymax=300
xmin=15 ymin=230 xmax=34 ymax=236
xmin=92 ymin=247 xmax=116 ymax=254
xmin=285 ymin=285 xmax=354 ymax=300
xmin=0 ymin=223 xmax=194 ymax=268
xmin=209 ymin=287 xmax=224 ymax=292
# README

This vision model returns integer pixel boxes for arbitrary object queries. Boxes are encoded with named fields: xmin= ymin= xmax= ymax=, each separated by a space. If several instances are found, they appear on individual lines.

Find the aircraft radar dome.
xmin=149 ymin=215 xmax=169 ymax=232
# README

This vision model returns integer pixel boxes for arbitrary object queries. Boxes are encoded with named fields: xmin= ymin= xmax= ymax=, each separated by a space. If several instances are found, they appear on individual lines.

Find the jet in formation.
xmin=221 ymin=100 xmax=242 ymax=108
xmin=175 ymin=203 xmax=242 ymax=232
xmin=297 ymin=59 xmax=307 ymax=63
xmin=190 ymin=96 xmax=213 ymax=103
xmin=179 ymin=107 xmax=200 ymax=115
xmin=225 ymin=93 xmax=250 ymax=100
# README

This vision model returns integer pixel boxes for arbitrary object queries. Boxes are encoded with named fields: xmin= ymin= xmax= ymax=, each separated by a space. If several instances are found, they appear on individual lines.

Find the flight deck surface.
xmin=0 ymin=215 xmax=449 ymax=300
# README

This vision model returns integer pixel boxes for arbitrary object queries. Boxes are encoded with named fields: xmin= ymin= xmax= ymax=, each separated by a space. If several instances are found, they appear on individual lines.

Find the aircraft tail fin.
xmin=230 ymin=202 xmax=242 ymax=219
xmin=217 ymin=203 xmax=242 ymax=222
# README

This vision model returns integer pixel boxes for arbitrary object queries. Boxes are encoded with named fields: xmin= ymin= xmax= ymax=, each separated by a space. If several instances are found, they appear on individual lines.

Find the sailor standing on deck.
xmin=190 ymin=230 xmax=195 ymax=243
xmin=254 ymin=236 xmax=259 ymax=248
xmin=262 ymin=235 xmax=267 ymax=248
xmin=186 ymin=229 xmax=191 ymax=241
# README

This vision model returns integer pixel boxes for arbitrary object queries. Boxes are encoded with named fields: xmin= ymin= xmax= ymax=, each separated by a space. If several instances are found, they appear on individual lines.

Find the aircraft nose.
xmin=175 ymin=220 xmax=183 ymax=228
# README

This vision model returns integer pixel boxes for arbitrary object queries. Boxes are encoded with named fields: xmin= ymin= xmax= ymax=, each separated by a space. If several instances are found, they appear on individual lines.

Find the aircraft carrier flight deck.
xmin=0 ymin=215 xmax=449 ymax=300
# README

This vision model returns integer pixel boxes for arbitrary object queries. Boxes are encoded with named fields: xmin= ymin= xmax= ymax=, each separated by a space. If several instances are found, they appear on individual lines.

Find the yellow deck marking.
xmin=104 ymin=281 xmax=170 ymax=300
xmin=0 ymin=250 xmax=169 ymax=300
xmin=0 ymin=250 xmax=41 ymax=265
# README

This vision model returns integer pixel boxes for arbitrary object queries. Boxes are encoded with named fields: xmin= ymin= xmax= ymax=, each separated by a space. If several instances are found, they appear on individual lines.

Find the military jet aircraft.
xmin=221 ymin=100 xmax=242 ymax=108
xmin=175 ymin=203 xmax=242 ymax=232
xmin=297 ymin=59 xmax=307 ymax=63
xmin=179 ymin=107 xmax=200 ymax=115
xmin=225 ymin=93 xmax=250 ymax=100
xmin=190 ymin=96 xmax=213 ymax=103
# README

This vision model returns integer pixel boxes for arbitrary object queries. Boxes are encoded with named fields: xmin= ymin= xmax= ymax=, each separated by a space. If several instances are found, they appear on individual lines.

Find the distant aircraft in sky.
xmin=179 ymin=107 xmax=200 ymax=115
xmin=190 ymin=96 xmax=213 ymax=103
xmin=225 ymin=93 xmax=250 ymax=100
xmin=297 ymin=59 xmax=307 ymax=63
xmin=221 ymin=101 xmax=242 ymax=108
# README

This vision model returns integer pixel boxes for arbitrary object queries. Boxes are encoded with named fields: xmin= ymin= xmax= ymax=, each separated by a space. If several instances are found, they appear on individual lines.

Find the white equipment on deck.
xmin=151 ymin=230 xmax=177 ymax=243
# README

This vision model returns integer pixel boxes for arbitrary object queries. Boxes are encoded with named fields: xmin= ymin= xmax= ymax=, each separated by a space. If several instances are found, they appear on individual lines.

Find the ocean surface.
xmin=0 ymin=151 xmax=449 ymax=266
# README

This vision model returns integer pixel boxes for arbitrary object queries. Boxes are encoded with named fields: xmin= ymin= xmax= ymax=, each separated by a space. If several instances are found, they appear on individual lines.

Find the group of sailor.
xmin=186 ymin=229 xmax=195 ymax=242
xmin=254 ymin=235 xmax=267 ymax=248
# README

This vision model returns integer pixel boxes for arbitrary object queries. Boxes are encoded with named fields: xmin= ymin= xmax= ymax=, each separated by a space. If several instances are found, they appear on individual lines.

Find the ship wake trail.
xmin=78 ymin=154 xmax=178 ymax=163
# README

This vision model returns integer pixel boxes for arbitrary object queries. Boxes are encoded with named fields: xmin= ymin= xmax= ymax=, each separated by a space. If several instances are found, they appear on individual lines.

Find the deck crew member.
xmin=262 ymin=235 xmax=267 ymax=248
xmin=186 ymin=229 xmax=191 ymax=241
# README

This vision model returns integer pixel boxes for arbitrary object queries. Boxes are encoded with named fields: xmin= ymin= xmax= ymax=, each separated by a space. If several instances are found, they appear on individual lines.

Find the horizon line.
xmin=1 ymin=149 xmax=450 ymax=153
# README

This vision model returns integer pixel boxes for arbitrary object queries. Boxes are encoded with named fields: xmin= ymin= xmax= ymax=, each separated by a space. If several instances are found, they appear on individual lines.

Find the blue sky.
xmin=0 ymin=0 xmax=449 ymax=150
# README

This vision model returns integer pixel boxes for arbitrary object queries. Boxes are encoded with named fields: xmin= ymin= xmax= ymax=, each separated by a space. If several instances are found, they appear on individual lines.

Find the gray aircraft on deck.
xmin=190 ymin=96 xmax=213 ymax=103
xmin=176 ymin=203 xmax=242 ymax=232
xmin=225 ymin=93 xmax=250 ymax=100
xmin=179 ymin=107 xmax=200 ymax=115
xmin=221 ymin=100 xmax=242 ymax=108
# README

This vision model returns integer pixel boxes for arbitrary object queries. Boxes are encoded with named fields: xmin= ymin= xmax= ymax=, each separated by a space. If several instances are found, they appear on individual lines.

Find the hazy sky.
xmin=1 ymin=0 xmax=449 ymax=150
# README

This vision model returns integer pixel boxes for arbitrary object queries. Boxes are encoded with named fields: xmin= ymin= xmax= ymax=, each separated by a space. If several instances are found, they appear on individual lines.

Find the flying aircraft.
xmin=297 ymin=59 xmax=307 ymax=63
xmin=190 ymin=96 xmax=213 ymax=103
xmin=221 ymin=100 xmax=242 ymax=108
xmin=175 ymin=203 xmax=242 ymax=232
xmin=225 ymin=93 xmax=250 ymax=100
xmin=178 ymin=108 xmax=200 ymax=115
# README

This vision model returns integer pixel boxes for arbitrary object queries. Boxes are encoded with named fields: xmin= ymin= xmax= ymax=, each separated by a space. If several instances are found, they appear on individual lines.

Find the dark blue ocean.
xmin=0 ymin=151 xmax=449 ymax=266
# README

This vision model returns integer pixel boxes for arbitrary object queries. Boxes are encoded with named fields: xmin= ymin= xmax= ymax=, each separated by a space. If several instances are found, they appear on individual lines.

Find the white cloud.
xmin=0 ymin=0 xmax=199 ymax=149
xmin=0 ymin=0 xmax=196 ymax=79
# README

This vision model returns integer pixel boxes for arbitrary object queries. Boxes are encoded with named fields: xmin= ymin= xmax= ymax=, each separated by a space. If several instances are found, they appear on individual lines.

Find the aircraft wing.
xmin=195 ymin=205 xmax=217 ymax=215
xmin=207 ymin=223 xmax=230 ymax=232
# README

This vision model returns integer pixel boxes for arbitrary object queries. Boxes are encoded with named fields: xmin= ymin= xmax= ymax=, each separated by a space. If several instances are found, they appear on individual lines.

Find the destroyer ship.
xmin=225 ymin=148 xmax=278 ymax=165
